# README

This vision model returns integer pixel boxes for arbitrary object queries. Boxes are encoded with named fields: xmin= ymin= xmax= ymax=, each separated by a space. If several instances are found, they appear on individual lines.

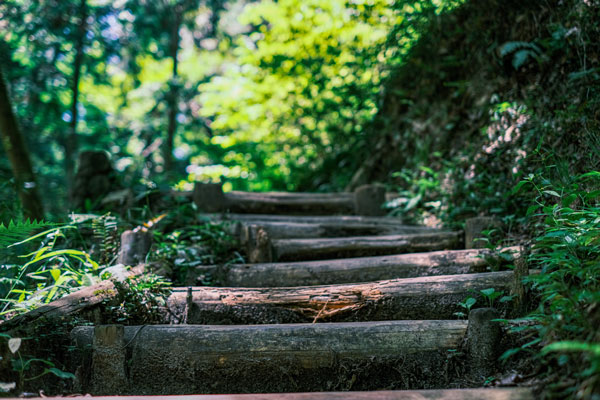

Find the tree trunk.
xmin=0 ymin=68 xmax=44 ymax=221
xmin=66 ymin=0 xmax=87 ymax=187
xmin=163 ymin=6 xmax=181 ymax=173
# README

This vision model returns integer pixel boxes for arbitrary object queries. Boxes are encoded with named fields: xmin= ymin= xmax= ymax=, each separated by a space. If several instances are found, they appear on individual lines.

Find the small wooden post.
xmin=246 ymin=225 xmax=273 ymax=263
xmin=193 ymin=182 xmax=226 ymax=213
xmin=511 ymin=251 xmax=530 ymax=314
xmin=465 ymin=217 xmax=503 ymax=249
xmin=118 ymin=229 xmax=152 ymax=266
xmin=91 ymin=325 xmax=127 ymax=395
xmin=467 ymin=308 xmax=501 ymax=379
xmin=354 ymin=184 xmax=386 ymax=216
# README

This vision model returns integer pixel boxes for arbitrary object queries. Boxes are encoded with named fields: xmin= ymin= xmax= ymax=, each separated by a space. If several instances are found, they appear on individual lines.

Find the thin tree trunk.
xmin=0 ymin=69 xmax=44 ymax=221
xmin=66 ymin=0 xmax=87 ymax=187
xmin=164 ymin=6 xmax=181 ymax=173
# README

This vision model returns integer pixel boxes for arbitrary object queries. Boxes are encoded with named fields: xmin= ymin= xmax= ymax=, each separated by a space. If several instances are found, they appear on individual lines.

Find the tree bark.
xmin=66 ymin=0 xmax=87 ymax=186
xmin=0 ymin=68 xmax=44 ymax=221
xmin=163 ymin=5 xmax=181 ymax=173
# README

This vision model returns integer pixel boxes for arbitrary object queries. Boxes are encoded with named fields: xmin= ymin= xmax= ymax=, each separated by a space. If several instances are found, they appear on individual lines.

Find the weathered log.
xmin=187 ymin=247 xmax=521 ymax=287
xmin=467 ymin=308 xmax=502 ymax=378
xmin=32 ymin=388 xmax=535 ymax=400
xmin=171 ymin=271 xmax=516 ymax=324
xmin=193 ymin=184 xmax=387 ymax=215
xmin=211 ymin=213 xmax=410 ymax=226
xmin=236 ymin=220 xmax=437 ymax=242
xmin=354 ymin=184 xmax=386 ymax=216
xmin=0 ymin=265 xmax=146 ymax=331
xmin=117 ymin=229 xmax=152 ymax=265
xmin=72 ymin=320 xmax=467 ymax=394
xmin=270 ymin=231 xmax=463 ymax=262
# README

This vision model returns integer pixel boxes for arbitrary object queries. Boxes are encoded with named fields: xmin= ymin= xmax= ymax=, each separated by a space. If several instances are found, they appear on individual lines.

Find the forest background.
xmin=0 ymin=0 xmax=599 ymax=398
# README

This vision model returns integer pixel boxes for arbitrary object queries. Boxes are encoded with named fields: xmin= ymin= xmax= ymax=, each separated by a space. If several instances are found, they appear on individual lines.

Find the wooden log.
xmin=171 ymin=271 xmax=516 ymax=324
xmin=118 ymin=229 xmax=152 ymax=266
xmin=186 ymin=247 xmax=521 ymax=287
xmin=237 ymin=220 xmax=438 ymax=242
xmin=29 ymin=388 xmax=535 ymax=400
xmin=193 ymin=182 xmax=226 ymax=213
xmin=0 ymin=265 xmax=146 ymax=331
xmin=271 ymin=231 xmax=463 ymax=262
xmin=71 ymin=320 xmax=467 ymax=394
xmin=224 ymin=190 xmax=357 ymax=215
xmin=354 ymin=184 xmax=386 ymax=216
xmin=211 ymin=213 xmax=410 ymax=226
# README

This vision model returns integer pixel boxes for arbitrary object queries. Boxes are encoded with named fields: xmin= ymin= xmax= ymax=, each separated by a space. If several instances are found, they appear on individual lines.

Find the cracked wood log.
xmin=171 ymin=271 xmax=515 ymax=324
xmin=72 ymin=320 xmax=467 ymax=394
xmin=35 ymin=388 xmax=534 ymax=400
xmin=187 ymin=247 xmax=521 ymax=287
xmin=268 ymin=231 xmax=463 ymax=262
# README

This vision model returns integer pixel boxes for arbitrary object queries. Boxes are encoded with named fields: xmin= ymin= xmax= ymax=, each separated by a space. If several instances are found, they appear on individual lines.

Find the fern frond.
xmin=92 ymin=214 xmax=118 ymax=264
xmin=0 ymin=220 xmax=59 ymax=249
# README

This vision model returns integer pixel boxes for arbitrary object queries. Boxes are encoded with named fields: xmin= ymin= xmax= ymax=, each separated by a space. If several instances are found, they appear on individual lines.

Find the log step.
xmin=22 ymin=388 xmax=535 ymax=400
xmin=186 ymin=247 xmax=519 ymax=287
xmin=72 ymin=321 xmax=467 ymax=395
xmin=269 ymin=232 xmax=463 ymax=262
xmin=208 ymin=213 xmax=412 ymax=226
xmin=194 ymin=183 xmax=386 ymax=216
xmin=236 ymin=220 xmax=439 ymax=241
xmin=170 ymin=271 xmax=518 ymax=324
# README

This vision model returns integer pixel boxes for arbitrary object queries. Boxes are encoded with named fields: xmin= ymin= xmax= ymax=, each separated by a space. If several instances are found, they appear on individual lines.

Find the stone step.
xmin=186 ymin=247 xmax=520 ymax=287
xmin=168 ymin=271 xmax=521 ymax=324
xmin=72 ymin=320 xmax=472 ymax=395
xmin=14 ymin=387 xmax=534 ymax=399
xmin=194 ymin=183 xmax=386 ymax=216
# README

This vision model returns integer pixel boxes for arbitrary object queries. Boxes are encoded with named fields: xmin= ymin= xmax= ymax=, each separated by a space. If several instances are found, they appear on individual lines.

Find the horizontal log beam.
xmin=171 ymin=271 xmax=516 ymax=324
xmin=208 ymin=213 xmax=411 ymax=226
xmin=72 ymin=320 xmax=467 ymax=394
xmin=271 ymin=231 xmax=463 ymax=262
xmin=194 ymin=183 xmax=386 ymax=216
xmin=31 ymin=388 xmax=534 ymax=400
xmin=187 ymin=247 xmax=521 ymax=287
xmin=237 ymin=221 xmax=438 ymax=242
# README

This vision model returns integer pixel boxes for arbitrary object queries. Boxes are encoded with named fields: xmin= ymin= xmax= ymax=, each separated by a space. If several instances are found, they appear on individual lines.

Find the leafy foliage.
xmin=0 ymin=220 xmax=59 ymax=251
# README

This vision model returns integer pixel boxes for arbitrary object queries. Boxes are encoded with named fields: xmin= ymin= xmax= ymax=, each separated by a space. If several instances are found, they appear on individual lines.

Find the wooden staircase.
xmin=4 ymin=184 xmax=533 ymax=399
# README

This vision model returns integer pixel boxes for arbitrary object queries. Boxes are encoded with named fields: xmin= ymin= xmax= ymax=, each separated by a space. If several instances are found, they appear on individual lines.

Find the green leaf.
xmin=46 ymin=368 xmax=76 ymax=380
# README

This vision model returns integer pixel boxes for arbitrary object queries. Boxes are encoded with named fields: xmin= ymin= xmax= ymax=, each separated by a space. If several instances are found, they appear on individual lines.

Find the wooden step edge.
xmin=193 ymin=183 xmax=386 ymax=216
xmin=71 ymin=311 xmax=509 ymax=395
xmin=8 ymin=387 xmax=535 ymax=399
xmin=169 ymin=270 xmax=522 ymax=324
xmin=187 ymin=246 xmax=522 ymax=287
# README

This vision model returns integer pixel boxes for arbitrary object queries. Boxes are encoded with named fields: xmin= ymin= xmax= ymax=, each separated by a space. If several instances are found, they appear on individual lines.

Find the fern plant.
xmin=91 ymin=213 xmax=119 ymax=265
xmin=0 ymin=220 xmax=60 ymax=250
